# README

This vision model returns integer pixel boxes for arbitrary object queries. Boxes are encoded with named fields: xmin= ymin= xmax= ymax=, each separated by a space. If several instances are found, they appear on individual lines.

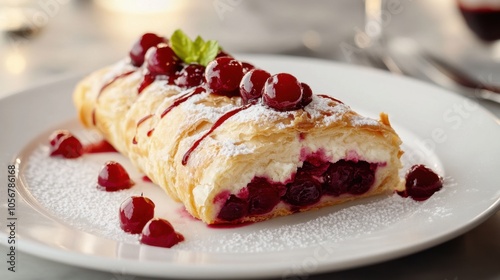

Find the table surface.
xmin=0 ymin=0 xmax=499 ymax=279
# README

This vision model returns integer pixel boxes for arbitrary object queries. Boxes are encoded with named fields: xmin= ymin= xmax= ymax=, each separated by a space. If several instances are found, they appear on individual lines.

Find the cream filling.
xmin=192 ymin=136 xmax=391 ymax=219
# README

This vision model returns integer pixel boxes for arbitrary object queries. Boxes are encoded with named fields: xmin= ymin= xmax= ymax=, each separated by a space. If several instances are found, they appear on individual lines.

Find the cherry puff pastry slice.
xmin=73 ymin=31 xmax=404 ymax=224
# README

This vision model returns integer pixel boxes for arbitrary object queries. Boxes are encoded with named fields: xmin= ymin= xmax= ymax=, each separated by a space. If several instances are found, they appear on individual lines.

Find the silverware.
xmin=420 ymin=53 xmax=500 ymax=103
xmin=361 ymin=46 xmax=500 ymax=104
xmin=363 ymin=48 xmax=405 ymax=76
xmin=423 ymin=53 xmax=500 ymax=93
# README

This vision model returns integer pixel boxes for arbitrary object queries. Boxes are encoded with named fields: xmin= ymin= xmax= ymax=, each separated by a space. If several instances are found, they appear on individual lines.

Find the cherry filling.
xmin=247 ymin=177 xmax=284 ymax=215
xmin=217 ymin=195 xmax=248 ymax=221
xmin=216 ymin=159 xmax=377 ymax=222
xmin=323 ymin=160 xmax=375 ymax=196
xmin=283 ymin=170 xmax=322 ymax=206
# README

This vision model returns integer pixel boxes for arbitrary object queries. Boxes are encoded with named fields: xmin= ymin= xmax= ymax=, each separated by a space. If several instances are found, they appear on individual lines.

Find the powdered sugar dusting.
xmin=24 ymin=146 xmax=139 ymax=244
xmin=20 ymin=128 xmax=444 ymax=253
xmin=175 ymin=195 xmax=421 ymax=253
xmin=305 ymin=96 xmax=352 ymax=126
xmin=230 ymin=102 xmax=293 ymax=127
xmin=350 ymin=115 xmax=381 ymax=126
xmin=218 ymin=139 xmax=256 ymax=157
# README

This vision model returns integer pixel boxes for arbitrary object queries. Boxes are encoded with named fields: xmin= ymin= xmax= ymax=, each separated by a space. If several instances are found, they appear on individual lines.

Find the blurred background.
xmin=0 ymin=0 xmax=499 ymax=101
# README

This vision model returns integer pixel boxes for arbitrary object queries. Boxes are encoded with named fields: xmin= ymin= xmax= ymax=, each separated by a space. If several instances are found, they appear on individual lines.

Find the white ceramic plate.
xmin=1 ymin=55 xmax=499 ymax=279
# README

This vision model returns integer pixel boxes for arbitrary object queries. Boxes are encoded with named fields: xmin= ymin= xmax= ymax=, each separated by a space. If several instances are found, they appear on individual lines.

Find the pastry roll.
xmin=74 ymin=32 xmax=404 ymax=224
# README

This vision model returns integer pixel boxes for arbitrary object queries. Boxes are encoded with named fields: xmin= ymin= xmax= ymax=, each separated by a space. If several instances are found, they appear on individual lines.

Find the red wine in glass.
xmin=457 ymin=0 xmax=500 ymax=41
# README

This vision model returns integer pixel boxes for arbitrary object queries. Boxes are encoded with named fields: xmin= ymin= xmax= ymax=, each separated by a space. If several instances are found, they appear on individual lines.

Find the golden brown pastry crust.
xmin=74 ymin=60 xmax=404 ymax=224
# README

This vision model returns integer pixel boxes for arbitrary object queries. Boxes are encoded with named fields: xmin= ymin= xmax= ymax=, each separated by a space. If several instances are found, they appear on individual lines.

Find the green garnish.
xmin=170 ymin=29 xmax=219 ymax=66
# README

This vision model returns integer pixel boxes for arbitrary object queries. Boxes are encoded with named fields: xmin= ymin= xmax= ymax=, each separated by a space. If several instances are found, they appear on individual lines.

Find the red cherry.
xmin=239 ymin=69 xmax=271 ymax=104
xmin=216 ymin=50 xmax=232 ymax=58
xmin=300 ymin=82 xmax=313 ymax=106
xmin=119 ymin=195 xmax=155 ymax=234
xmin=49 ymin=130 xmax=83 ymax=159
xmin=97 ymin=161 xmax=134 ymax=192
xmin=139 ymin=218 xmax=184 ymax=248
xmin=130 ymin=33 xmax=167 ymax=67
xmin=49 ymin=130 xmax=66 ymax=146
xmin=146 ymin=46 xmax=179 ymax=76
xmin=400 ymin=164 xmax=443 ymax=201
xmin=262 ymin=73 xmax=303 ymax=111
xmin=175 ymin=64 xmax=205 ymax=88
xmin=241 ymin=62 xmax=256 ymax=74
xmin=205 ymin=57 xmax=244 ymax=94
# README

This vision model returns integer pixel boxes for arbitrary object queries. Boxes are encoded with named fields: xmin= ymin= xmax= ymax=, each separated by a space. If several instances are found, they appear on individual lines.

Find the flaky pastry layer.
xmin=74 ymin=59 xmax=404 ymax=224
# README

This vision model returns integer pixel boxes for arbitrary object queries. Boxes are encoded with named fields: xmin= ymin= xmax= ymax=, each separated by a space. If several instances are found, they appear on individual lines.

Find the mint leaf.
xmin=171 ymin=29 xmax=193 ymax=62
xmin=183 ymin=54 xmax=198 ymax=64
xmin=170 ymin=30 xmax=220 ymax=66
xmin=199 ymin=40 xmax=219 ymax=66
xmin=193 ymin=36 xmax=205 ymax=55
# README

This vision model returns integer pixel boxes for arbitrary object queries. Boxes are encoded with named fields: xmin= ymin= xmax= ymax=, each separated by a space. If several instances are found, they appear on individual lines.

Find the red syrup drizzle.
xmin=98 ymin=70 xmax=137 ymax=99
xmin=318 ymin=94 xmax=343 ymax=104
xmin=92 ymin=70 xmax=137 ymax=126
xmin=138 ymin=73 xmax=156 ymax=94
xmin=160 ymin=86 xmax=205 ymax=118
xmin=142 ymin=175 xmax=152 ymax=182
xmin=181 ymin=102 xmax=254 ymax=165
xmin=132 ymin=87 xmax=206 ymax=145
xmin=132 ymin=114 xmax=154 ymax=145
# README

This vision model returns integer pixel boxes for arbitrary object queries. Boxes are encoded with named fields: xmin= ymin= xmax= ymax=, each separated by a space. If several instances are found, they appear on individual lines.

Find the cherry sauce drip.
xmin=83 ymin=140 xmax=117 ymax=153
xmin=318 ymin=94 xmax=343 ymax=104
xmin=132 ymin=87 xmax=206 ymax=145
xmin=138 ymin=73 xmax=156 ymax=94
xmin=92 ymin=70 xmax=136 ymax=126
xmin=182 ymin=102 xmax=254 ymax=165
xmin=132 ymin=114 xmax=154 ymax=145
xmin=160 ymin=86 xmax=205 ymax=118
